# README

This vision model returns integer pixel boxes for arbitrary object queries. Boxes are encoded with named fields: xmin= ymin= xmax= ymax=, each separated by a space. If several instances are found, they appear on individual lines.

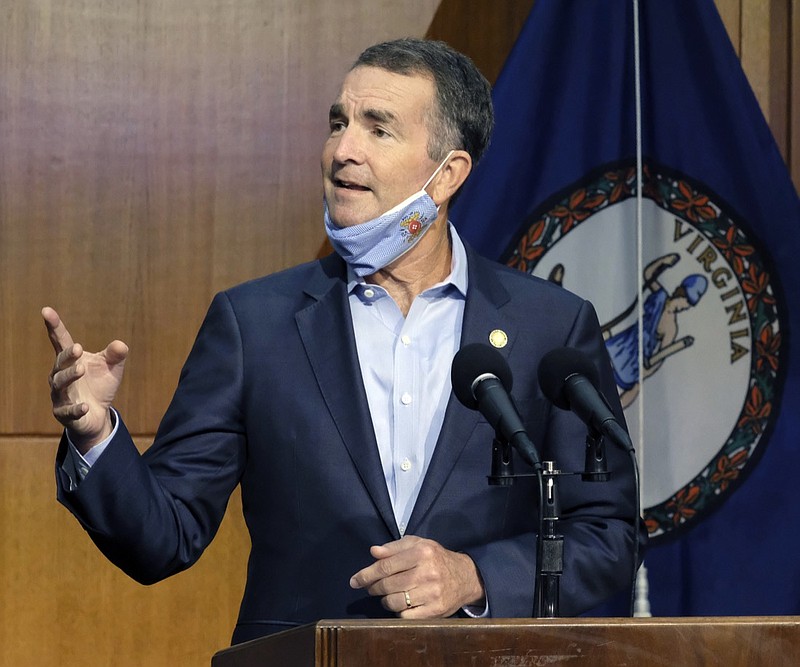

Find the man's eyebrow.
xmin=328 ymin=103 xmax=398 ymax=126
xmin=363 ymin=107 xmax=397 ymax=125
xmin=329 ymin=103 xmax=345 ymax=121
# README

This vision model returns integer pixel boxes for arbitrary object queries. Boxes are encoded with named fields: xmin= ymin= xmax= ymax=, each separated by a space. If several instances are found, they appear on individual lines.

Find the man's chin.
xmin=327 ymin=210 xmax=372 ymax=229
xmin=325 ymin=189 xmax=377 ymax=225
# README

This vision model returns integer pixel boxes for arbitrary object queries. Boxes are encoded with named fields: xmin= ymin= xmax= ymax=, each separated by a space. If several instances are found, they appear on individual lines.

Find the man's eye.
xmin=373 ymin=127 xmax=388 ymax=138
xmin=330 ymin=121 xmax=346 ymax=133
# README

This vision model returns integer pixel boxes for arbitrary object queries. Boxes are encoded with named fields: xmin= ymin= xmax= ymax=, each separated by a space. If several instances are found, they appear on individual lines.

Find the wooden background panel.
xmin=0 ymin=438 xmax=249 ymax=666
xmin=740 ymin=0 xmax=790 ymax=159
xmin=792 ymin=0 xmax=800 ymax=182
xmin=425 ymin=0 xmax=533 ymax=85
xmin=0 ymin=0 xmax=440 ymax=437
xmin=712 ymin=0 xmax=796 ymax=178
xmin=0 ymin=2 xmax=440 ymax=666
xmin=715 ymin=0 xmax=742 ymax=47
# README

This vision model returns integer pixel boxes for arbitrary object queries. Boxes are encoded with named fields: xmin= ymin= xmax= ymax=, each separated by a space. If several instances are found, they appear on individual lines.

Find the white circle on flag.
xmin=503 ymin=161 xmax=783 ymax=540
xmin=531 ymin=198 xmax=751 ymax=508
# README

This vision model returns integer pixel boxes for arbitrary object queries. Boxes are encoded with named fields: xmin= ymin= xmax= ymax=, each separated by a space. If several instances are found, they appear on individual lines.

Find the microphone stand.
xmin=486 ymin=432 xmax=610 ymax=618
xmin=537 ymin=429 xmax=610 ymax=615
xmin=537 ymin=461 xmax=563 ymax=617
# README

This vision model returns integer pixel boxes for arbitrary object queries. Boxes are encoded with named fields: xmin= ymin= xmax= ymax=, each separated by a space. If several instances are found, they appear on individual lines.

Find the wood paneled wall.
xmin=1 ymin=2 xmax=441 ymax=665
xmin=1 ymin=1 xmax=797 ymax=665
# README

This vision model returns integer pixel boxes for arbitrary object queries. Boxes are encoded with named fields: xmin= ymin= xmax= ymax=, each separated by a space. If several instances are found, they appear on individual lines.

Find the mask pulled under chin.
xmin=323 ymin=151 xmax=452 ymax=277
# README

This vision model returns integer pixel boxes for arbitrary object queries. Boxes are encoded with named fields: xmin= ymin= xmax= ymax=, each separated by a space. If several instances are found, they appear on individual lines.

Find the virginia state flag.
xmin=453 ymin=0 xmax=800 ymax=615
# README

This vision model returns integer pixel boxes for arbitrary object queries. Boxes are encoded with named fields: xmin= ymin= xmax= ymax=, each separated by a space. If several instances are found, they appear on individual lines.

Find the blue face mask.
xmin=324 ymin=151 xmax=453 ymax=277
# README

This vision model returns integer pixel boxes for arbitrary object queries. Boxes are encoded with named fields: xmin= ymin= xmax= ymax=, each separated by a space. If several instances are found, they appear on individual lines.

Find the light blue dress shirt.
xmin=346 ymin=224 xmax=467 ymax=536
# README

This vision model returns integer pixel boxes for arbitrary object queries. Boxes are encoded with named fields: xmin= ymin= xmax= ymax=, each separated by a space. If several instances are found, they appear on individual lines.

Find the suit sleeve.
xmin=463 ymin=299 xmax=646 ymax=617
xmin=55 ymin=292 xmax=247 ymax=585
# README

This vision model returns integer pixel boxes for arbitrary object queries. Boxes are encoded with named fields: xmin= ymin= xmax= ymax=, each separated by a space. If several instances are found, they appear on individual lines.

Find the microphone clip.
xmin=582 ymin=430 xmax=611 ymax=482
xmin=488 ymin=436 xmax=515 ymax=486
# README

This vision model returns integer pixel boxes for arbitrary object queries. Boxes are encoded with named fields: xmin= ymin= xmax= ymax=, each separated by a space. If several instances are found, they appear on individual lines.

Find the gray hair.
xmin=352 ymin=38 xmax=494 ymax=166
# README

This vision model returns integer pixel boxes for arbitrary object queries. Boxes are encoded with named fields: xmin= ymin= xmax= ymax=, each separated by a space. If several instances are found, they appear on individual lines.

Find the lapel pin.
xmin=489 ymin=329 xmax=508 ymax=348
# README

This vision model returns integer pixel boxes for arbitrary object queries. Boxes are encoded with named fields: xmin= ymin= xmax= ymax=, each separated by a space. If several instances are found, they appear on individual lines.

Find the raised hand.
xmin=42 ymin=306 xmax=129 ymax=453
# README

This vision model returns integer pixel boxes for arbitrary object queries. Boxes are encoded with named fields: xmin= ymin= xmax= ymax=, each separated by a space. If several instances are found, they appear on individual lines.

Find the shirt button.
xmin=401 ymin=334 xmax=411 ymax=346
xmin=364 ymin=288 xmax=375 ymax=298
xmin=401 ymin=458 xmax=412 ymax=471
xmin=401 ymin=392 xmax=412 ymax=405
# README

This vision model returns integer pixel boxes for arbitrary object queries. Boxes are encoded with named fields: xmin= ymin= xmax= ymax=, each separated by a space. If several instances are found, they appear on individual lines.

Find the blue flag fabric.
xmin=453 ymin=0 xmax=800 ymax=615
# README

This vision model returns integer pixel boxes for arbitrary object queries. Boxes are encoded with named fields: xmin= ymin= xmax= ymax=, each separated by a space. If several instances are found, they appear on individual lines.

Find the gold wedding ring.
xmin=403 ymin=590 xmax=412 ymax=609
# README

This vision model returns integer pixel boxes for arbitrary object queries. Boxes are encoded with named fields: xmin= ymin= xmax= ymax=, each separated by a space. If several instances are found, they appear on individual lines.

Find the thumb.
xmin=103 ymin=340 xmax=129 ymax=366
xmin=370 ymin=535 xmax=420 ymax=559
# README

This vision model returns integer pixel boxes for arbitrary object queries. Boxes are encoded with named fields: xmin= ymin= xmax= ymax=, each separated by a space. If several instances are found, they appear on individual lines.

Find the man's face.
xmin=322 ymin=66 xmax=440 ymax=228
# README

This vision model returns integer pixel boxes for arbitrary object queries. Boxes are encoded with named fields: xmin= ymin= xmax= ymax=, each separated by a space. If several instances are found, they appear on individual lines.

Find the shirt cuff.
xmin=462 ymin=600 xmax=490 ymax=618
xmin=62 ymin=409 xmax=119 ymax=486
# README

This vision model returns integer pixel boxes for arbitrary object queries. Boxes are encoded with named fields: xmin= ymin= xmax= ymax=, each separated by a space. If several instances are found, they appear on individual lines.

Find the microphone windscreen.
xmin=537 ymin=347 xmax=600 ymax=410
xmin=451 ymin=343 xmax=513 ymax=409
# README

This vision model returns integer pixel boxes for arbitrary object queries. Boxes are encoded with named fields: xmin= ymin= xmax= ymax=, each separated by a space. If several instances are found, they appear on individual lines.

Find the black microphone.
xmin=451 ymin=343 xmax=541 ymax=469
xmin=537 ymin=347 xmax=634 ymax=453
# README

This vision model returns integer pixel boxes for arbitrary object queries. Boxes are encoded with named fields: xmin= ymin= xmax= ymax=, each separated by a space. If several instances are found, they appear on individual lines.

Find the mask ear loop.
xmin=422 ymin=150 xmax=456 ymax=208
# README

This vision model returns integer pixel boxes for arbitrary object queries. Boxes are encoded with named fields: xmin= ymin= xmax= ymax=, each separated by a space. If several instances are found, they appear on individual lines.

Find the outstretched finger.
xmin=52 ymin=343 xmax=84 ymax=376
xmin=50 ymin=361 xmax=85 ymax=394
xmin=42 ymin=306 xmax=75 ymax=355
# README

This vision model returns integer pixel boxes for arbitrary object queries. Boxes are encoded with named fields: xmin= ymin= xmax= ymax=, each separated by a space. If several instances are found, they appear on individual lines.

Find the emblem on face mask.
xmin=400 ymin=212 xmax=425 ymax=242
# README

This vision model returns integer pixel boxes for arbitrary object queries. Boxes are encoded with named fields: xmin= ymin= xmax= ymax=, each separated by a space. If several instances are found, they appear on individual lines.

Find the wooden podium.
xmin=212 ymin=616 xmax=800 ymax=666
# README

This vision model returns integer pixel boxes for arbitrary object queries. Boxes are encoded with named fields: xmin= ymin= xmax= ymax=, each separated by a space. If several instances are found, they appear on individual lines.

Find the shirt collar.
xmin=346 ymin=222 xmax=469 ymax=298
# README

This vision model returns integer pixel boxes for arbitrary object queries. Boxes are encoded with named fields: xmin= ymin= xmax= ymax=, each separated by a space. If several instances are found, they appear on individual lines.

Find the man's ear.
xmin=430 ymin=150 xmax=472 ymax=205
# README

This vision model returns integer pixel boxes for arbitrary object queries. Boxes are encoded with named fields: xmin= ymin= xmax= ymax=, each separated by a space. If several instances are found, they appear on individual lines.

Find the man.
xmin=44 ymin=38 xmax=643 ymax=644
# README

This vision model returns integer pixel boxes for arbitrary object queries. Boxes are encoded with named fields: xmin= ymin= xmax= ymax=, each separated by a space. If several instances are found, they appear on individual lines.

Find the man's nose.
xmin=332 ymin=126 xmax=366 ymax=164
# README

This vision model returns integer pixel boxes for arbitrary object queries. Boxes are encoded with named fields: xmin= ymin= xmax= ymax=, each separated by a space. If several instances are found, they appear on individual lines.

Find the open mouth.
xmin=334 ymin=178 xmax=370 ymax=192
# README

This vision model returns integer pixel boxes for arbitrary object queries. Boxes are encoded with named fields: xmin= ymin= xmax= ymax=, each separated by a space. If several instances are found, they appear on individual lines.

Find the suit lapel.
xmin=408 ymin=247 xmax=520 ymax=532
xmin=295 ymin=255 xmax=398 ymax=537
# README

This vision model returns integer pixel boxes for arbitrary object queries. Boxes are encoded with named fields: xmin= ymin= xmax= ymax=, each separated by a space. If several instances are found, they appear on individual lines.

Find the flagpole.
xmin=632 ymin=0 xmax=652 ymax=618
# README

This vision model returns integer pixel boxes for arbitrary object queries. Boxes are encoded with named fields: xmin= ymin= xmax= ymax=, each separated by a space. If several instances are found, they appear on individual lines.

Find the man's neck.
xmin=365 ymin=216 xmax=452 ymax=317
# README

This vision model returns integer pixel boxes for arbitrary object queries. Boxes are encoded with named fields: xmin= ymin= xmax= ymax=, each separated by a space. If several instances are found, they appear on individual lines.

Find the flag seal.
xmin=505 ymin=159 xmax=786 ymax=542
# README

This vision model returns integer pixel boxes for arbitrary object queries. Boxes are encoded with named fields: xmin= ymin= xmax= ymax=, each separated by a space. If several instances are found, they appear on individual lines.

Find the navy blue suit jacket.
xmin=57 ymin=246 xmax=642 ymax=643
